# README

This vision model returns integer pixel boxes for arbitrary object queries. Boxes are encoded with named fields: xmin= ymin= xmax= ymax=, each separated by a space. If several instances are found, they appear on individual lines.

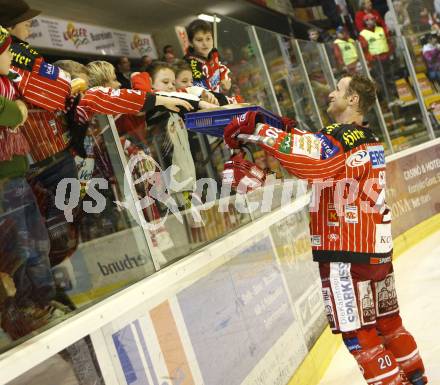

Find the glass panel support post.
xmin=355 ymin=41 xmax=395 ymax=153
xmin=105 ymin=114 xmax=164 ymax=271
xmin=248 ymin=25 xmax=283 ymax=116
xmin=318 ymin=43 xmax=337 ymax=90
xmin=291 ymin=38 xmax=324 ymax=128
xmin=386 ymin=0 xmax=435 ymax=140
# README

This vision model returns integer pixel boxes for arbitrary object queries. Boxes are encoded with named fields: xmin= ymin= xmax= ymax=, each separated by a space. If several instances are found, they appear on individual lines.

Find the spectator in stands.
xmin=307 ymin=27 xmax=322 ymax=42
xmin=54 ymin=60 xmax=89 ymax=90
xmin=384 ymin=0 xmax=410 ymax=35
xmin=355 ymin=0 xmax=387 ymax=32
xmin=174 ymin=60 xmax=219 ymax=105
xmin=422 ymin=33 xmax=440 ymax=83
xmin=2 ymin=0 xmax=83 ymax=306
xmin=161 ymin=44 xmax=178 ymax=65
xmin=0 ymin=0 xmax=39 ymax=40
xmin=174 ymin=60 xmax=194 ymax=89
xmin=115 ymin=56 xmax=132 ymax=89
xmin=184 ymin=19 xmax=232 ymax=93
xmin=333 ymin=26 xmax=360 ymax=73
xmin=359 ymin=13 xmax=392 ymax=61
xmin=144 ymin=62 xmax=222 ymax=202
xmin=0 ymin=25 xmax=64 ymax=340
xmin=147 ymin=62 xmax=196 ymax=203
xmin=407 ymin=1 xmax=437 ymax=32
xmin=139 ymin=55 xmax=153 ymax=72
xmin=359 ymin=13 xmax=396 ymax=102
xmin=162 ymin=44 xmax=175 ymax=58
xmin=221 ymin=47 xmax=235 ymax=66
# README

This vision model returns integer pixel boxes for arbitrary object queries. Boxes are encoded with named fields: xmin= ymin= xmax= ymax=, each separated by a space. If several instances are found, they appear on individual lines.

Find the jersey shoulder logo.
xmin=331 ymin=124 xmax=378 ymax=152
xmin=293 ymin=134 xmax=321 ymax=159
xmin=341 ymin=128 xmax=367 ymax=148
xmin=367 ymin=145 xmax=386 ymax=169
xmin=315 ymin=132 xmax=340 ymax=159
xmin=321 ymin=123 xmax=342 ymax=135
xmin=346 ymin=149 xmax=369 ymax=167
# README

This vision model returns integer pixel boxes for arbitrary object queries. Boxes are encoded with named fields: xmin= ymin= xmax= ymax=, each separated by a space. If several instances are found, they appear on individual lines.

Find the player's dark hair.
xmin=345 ymin=73 xmax=377 ymax=115
xmin=186 ymin=19 xmax=212 ymax=42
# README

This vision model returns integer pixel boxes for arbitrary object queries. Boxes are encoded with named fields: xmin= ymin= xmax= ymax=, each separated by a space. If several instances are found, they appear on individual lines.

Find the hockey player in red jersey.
xmin=224 ymin=73 xmax=427 ymax=385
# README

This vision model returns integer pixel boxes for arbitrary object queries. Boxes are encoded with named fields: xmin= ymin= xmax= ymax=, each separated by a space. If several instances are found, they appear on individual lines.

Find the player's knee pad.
xmin=376 ymin=315 xmax=426 ymax=381
xmin=342 ymin=328 xmax=406 ymax=385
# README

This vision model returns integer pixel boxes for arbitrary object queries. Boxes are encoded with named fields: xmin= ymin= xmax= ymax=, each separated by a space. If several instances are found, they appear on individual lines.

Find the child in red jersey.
xmin=0 ymin=26 xmax=64 ymax=340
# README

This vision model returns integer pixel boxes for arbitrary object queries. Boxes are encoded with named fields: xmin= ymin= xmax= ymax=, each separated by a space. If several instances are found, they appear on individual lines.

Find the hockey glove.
xmin=223 ymin=111 xmax=264 ymax=149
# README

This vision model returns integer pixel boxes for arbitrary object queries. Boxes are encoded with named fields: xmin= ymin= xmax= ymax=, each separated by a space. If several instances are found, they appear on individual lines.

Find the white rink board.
xmin=96 ymin=232 xmax=313 ymax=385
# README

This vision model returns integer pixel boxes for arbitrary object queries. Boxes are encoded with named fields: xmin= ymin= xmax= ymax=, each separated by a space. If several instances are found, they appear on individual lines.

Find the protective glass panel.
xmin=0 ymin=113 xmax=155 ymax=351
xmin=364 ymin=34 xmax=431 ymax=151
xmin=255 ymin=28 xmax=322 ymax=131
xmin=297 ymin=39 xmax=334 ymax=126
xmin=217 ymin=16 xmax=279 ymax=112
xmin=112 ymin=112 xmax=252 ymax=268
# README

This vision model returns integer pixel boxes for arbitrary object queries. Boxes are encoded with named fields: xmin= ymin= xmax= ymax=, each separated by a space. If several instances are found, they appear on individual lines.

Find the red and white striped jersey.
xmin=21 ymin=109 xmax=68 ymax=162
xmin=255 ymin=122 xmax=392 ymax=264
xmin=0 ymin=76 xmax=30 ymax=162
xmin=76 ymin=87 xmax=153 ymax=124
xmin=20 ymin=87 xmax=154 ymax=162
xmin=11 ymin=58 xmax=71 ymax=112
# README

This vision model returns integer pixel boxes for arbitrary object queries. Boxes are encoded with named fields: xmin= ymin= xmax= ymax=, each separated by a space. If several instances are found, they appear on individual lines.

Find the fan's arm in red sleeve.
xmin=78 ymin=86 xmax=156 ymax=116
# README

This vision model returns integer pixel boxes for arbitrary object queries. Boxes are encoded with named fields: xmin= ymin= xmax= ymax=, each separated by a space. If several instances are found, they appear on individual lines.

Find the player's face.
xmin=175 ymin=70 xmax=193 ymax=89
xmin=8 ymin=20 xmax=32 ymax=41
xmin=153 ymin=68 xmax=176 ymax=92
xmin=191 ymin=31 xmax=213 ymax=58
xmin=327 ymin=77 xmax=351 ymax=118
xmin=0 ymin=45 xmax=12 ymax=75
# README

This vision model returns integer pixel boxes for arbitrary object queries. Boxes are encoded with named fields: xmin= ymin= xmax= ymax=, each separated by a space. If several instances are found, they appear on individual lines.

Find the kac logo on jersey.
xmin=346 ymin=150 xmax=369 ymax=168
xmin=39 ymin=62 xmax=59 ymax=80
xmin=368 ymin=145 xmax=385 ymax=169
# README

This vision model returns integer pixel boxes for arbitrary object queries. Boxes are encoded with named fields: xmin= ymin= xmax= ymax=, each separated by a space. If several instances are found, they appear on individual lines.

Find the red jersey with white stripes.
xmin=76 ymin=87 xmax=152 ymax=124
xmin=0 ymin=75 xmax=30 ymax=162
xmin=11 ymin=59 xmax=71 ymax=112
xmin=254 ymin=122 xmax=392 ymax=264
xmin=21 ymin=87 xmax=153 ymax=162
xmin=22 ymin=109 xmax=68 ymax=162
